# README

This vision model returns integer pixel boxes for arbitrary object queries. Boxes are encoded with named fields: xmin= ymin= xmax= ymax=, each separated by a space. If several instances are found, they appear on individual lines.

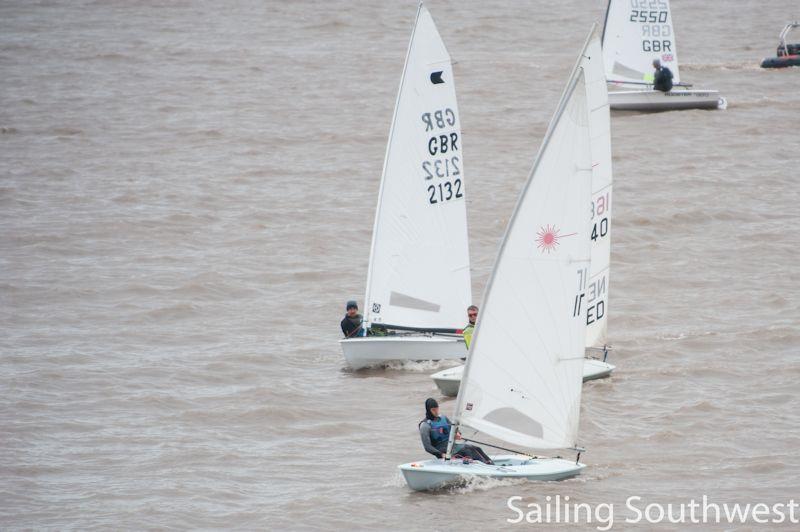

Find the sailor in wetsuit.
xmin=340 ymin=300 xmax=364 ymax=338
xmin=652 ymin=58 xmax=674 ymax=92
xmin=418 ymin=398 xmax=493 ymax=464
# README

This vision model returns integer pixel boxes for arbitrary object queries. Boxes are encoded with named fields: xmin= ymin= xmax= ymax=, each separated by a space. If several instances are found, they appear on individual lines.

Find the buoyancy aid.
xmin=428 ymin=416 xmax=451 ymax=445
xmin=462 ymin=324 xmax=475 ymax=349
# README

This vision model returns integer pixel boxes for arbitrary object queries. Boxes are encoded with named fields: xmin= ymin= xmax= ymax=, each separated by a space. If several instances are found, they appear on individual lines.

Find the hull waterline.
xmin=399 ymin=455 xmax=585 ymax=491
xmin=608 ymin=89 xmax=723 ymax=111
xmin=340 ymin=335 xmax=465 ymax=370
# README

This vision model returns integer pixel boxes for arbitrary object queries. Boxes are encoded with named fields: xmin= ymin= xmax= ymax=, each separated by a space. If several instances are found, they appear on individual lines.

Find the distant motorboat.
xmin=761 ymin=22 xmax=800 ymax=68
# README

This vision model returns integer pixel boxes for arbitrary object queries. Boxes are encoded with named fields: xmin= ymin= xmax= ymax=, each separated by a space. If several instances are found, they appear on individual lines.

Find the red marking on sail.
xmin=535 ymin=225 xmax=576 ymax=254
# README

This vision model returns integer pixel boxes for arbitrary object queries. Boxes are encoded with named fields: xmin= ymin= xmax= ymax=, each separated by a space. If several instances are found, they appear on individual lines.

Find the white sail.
xmin=363 ymin=4 xmax=471 ymax=331
xmin=602 ymin=0 xmax=681 ymax=84
xmin=585 ymin=36 xmax=612 ymax=348
xmin=451 ymin=31 xmax=599 ymax=451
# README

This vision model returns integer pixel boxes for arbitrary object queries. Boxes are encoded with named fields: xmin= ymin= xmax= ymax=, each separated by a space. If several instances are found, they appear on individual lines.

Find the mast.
xmin=362 ymin=2 xmax=424 ymax=329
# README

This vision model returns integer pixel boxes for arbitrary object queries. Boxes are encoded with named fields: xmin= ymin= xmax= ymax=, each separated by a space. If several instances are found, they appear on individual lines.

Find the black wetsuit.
xmin=653 ymin=66 xmax=674 ymax=92
xmin=340 ymin=314 xmax=364 ymax=338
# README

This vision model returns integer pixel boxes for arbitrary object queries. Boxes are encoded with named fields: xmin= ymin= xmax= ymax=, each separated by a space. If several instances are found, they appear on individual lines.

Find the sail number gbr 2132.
xmin=421 ymin=108 xmax=462 ymax=205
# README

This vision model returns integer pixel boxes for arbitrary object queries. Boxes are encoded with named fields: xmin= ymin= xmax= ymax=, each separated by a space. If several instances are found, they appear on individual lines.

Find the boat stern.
xmin=430 ymin=366 xmax=464 ymax=397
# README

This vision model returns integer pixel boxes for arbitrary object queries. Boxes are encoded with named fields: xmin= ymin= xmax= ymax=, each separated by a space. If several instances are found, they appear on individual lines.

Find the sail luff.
xmin=362 ymin=3 xmax=423 ymax=326
xmin=585 ymin=33 xmax=612 ymax=348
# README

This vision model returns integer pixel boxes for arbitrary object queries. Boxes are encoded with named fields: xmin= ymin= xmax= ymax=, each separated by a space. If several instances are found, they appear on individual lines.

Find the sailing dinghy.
xmin=400 ymin=28 xmax=602 ymax=491
xmin=341 ymin=5 xmax=471 ymax=370
xmin=432 ymin=358 xmax=614 ymax=397
xmin=602 ymin=0 xmax=725 ymax=111
xmin=430 ymin=25 xmax=616 ymax=396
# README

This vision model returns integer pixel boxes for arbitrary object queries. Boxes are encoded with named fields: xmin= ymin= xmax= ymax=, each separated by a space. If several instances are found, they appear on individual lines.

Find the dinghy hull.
xmin=431 ymin=358 xmax=615 ymax=397
xmin=608 ymin=89 xmax=723 ymax=111
xmin=340 ymin=336 xmax=465 ymax=370
xmin=582 ymin=358 xmax=616 ymax=381
xmin=431 ymin=365 xmax=463 ymax=397
xmin=399 ymin=455 xmax=585 ymax=491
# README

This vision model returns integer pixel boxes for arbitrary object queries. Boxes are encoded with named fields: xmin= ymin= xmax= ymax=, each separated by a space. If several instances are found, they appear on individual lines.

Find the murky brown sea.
xmin=2 ymin=0 xmax=799 ymax=529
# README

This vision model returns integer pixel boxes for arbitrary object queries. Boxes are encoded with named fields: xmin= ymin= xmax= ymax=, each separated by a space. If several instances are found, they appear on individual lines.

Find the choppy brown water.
xmin=2 ymin=0 xmax=799 ymax=529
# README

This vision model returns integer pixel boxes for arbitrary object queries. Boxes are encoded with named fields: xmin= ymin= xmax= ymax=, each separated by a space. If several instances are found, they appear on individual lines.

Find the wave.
xmin=680 ymin=61 xmax=763 ymax=72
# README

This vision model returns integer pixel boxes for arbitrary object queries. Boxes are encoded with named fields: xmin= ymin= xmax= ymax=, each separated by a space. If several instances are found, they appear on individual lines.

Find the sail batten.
xmin=363 ymin=5 xmax=471 ymax=331
xmin=451 ymin=29 xmax=605 ymax=453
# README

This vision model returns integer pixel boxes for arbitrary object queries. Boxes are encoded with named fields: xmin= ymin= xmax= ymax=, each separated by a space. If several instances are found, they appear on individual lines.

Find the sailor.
xmin=340 ymin=300 xmax=365 ymax=338
xmin=463 ymin=305 xmax=478 ymax=349
xmin=652 ymin=58 xmax=674 ymax=92
xmin=418 ymin=398 xmax=493 ymax=464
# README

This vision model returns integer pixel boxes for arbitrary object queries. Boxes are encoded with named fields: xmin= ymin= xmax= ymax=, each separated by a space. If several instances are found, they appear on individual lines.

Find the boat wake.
xmin=680 ymin=61 xmax=762 ymax=72
xmin=447 ymin=475 xmax=527 ymax=494
xmin=392 ymin=469 xmax=525 ymax=493
xmin=384 ymin=359 xmax=462 ymax=373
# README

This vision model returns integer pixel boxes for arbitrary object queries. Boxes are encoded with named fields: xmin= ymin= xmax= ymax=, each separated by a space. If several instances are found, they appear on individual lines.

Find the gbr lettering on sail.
xmin=629 ymin=0 xmax=675 ymax=56
xmin=420 ymin=109 xmax=463 ymax=205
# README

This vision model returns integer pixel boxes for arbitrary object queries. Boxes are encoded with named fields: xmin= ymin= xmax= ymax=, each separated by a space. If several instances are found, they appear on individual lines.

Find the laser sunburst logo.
xmin=535 ymin=225 xmax=576 ymax=254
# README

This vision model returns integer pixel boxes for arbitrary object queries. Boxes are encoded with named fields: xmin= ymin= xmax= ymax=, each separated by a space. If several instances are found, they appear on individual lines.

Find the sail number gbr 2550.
xmin=421 ymin=108 xmax=463 ymax=205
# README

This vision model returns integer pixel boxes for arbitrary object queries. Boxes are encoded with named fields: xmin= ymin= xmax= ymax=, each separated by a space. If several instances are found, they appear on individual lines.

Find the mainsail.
xmin=450 ymin=30 xmax=600 ymax=451
xmin=363 ymin=5 xmax=471 ymax=331
xmin=585 ymin=35 xmax=612 ymax=348
xmin=602 ymin=0 xmax=681 ymax=84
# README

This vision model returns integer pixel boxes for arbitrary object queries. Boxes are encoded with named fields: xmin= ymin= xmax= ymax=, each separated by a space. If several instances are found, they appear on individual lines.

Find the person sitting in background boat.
xmin=652 ymin=58 xmax=674 ymax=92
xmin=418 ymin=398 xmax=493 ymax=464
xmin=340 ymin=300 xmax=364 ymax=338
xmin=462 ymin=305 xmax=478 ymax=349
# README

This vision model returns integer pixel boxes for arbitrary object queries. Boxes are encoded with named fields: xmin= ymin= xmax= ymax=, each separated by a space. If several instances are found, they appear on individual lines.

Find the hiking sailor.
xmin=418 ymin=398 xmax=493 ymax=464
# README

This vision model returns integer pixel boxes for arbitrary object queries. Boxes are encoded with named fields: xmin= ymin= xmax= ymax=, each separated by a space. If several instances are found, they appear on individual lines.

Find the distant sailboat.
xmin=341 ymin=4 xmax=471 ymax=370
xmin=400 ymin=28 xmax=602 ymax=491
xmin=602 ymin=0 xmax=725 ymax=111
xmin=430 ymin=30 xmax=615 ymax=396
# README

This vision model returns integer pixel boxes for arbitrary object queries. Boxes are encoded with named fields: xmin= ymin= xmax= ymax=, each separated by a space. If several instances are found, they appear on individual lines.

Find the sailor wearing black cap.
xmin=340 ymin=300 xmax=365 ymax=338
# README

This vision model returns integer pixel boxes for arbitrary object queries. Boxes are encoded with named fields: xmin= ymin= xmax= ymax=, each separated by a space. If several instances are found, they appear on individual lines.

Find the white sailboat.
xmin=341 ymin=4 xmax=471 ymax=370
xmin=602 ymin=0 xmax=725 ymax=111
xmin=400 ymin=28 xmax=601 ymax=491
xmin=431 ymin=358 xmax=614 ymax=397
xmin=430 ymin=28 xmax=615 ymax=397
